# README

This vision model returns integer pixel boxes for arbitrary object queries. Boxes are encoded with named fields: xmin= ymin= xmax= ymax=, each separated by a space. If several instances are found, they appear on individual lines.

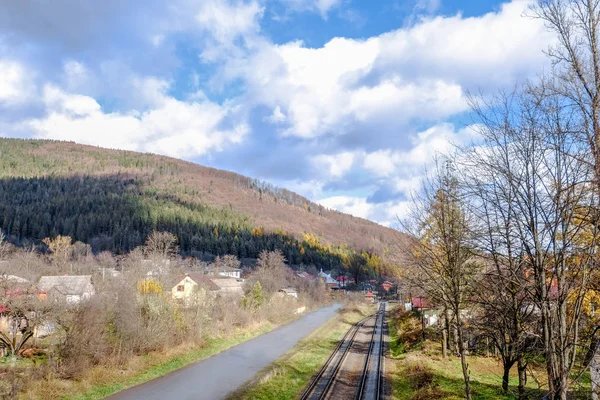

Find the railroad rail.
xmin=300 ymin=302 xmax=386 ymax=400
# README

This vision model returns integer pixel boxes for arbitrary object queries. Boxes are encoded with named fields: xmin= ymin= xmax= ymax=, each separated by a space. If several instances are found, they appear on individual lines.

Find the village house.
xmin=296 ymin=271 xmax=315 ymax=281
xmin=279 ymin=288 xmax=298 ymax=299
xmin=318 ymin=269 xmax=339 ymax=289
xmin=0 ymin=275 xmax=30 ymax=285
xmin=210 ymin=277 xmax=244 ymax=296
xmin=365 ymin=290 xmax=376 ymax=303
xmin=171 ymin=274 xmax=244 ymax=304
xmin=37 ymin=275 xmax=95 ymax=305
xmin=171 ymin=273 xmax=220 ymax=305
xmin=408 ymin=297 xmax=439 ymax=327
xmin=204 ymin=265 xmax=242 ymax=279
xmin=336 ymin=275 xmax=354 ymax=288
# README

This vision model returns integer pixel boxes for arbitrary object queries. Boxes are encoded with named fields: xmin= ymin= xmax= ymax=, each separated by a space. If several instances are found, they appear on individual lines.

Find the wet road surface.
xmin=106 ymin=303 xmax=342 ymax=400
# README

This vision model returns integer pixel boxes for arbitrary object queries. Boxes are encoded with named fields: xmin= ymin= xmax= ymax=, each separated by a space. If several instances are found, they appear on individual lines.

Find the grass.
xmin=20 ymin=322 xmax=278 ymax=400
xmin=387 ymin=310 xmax=592 ymax=400
xmin=227 ymin=302 xmax=377 ymax=400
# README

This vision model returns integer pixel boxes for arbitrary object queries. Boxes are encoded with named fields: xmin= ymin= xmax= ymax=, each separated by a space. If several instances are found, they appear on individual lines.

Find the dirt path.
xmin=106 ymin=303 xmax=342 ymax=400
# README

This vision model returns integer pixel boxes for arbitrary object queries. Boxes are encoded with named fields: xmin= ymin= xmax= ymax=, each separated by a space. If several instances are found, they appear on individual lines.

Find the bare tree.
xmin=403 ymin=159 xmax=478 ymax=400
xmin=0 ymin=280 xmax=56 ymax=360
xmin=467 ymin=86 xmax=595 ymax=399
xmin=532 ymin=0 xmax=600 ymax=186
xmin=144 ymin=231 xmax=179 ymax=259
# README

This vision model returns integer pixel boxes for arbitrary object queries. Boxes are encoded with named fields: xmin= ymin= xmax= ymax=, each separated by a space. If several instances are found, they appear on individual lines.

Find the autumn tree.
xmin=404 ymin=159 xmax=478 ymax=400
xmin=43 ymin=235 xmax=73 ymax=271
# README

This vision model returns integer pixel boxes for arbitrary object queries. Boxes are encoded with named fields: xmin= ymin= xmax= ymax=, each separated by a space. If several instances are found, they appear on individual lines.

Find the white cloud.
xmin=312 ymin=151 xmax=357 ymax=178
xmin=24 ymin=85 xmax=248 ymax=158
xmin=318 ymin=195 xmax=411 ymax=226
xmin=225 ymin=0 xmax=551 ymax=140
xmin=319 ymin=196 xmax=374 ymax=219
xmin=196 ymin=0 xmax=264 ymax=62
xmin=0 ymin=60 xmax=33 ymax=105
xmin=315 ymin=0 xmax=342 ymax=18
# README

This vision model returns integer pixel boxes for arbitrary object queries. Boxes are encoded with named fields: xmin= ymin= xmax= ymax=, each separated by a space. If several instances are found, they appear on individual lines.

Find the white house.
xmin=279 ymin=288 xmax=298 ymax=299
xmin=204 ymin=266 xmax=242 ymax=279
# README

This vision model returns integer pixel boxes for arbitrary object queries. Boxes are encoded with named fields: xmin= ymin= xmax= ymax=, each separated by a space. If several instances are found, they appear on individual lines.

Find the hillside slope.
xmin=0 ymin=138 xmax=405 ymax=269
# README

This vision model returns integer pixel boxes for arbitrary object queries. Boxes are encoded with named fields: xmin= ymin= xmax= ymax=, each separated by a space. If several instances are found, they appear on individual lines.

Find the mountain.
xmin=0 ymin=138 xmax=405 ymax=271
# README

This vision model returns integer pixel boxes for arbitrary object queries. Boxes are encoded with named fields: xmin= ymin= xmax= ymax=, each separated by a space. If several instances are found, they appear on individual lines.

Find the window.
xmin=177 ymin=285 xmax=185 ymax=292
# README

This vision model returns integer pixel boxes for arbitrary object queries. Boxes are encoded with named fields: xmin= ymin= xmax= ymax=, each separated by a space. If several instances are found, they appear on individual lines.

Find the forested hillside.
xmin=0 ymin=138 xmax=404 ymax=272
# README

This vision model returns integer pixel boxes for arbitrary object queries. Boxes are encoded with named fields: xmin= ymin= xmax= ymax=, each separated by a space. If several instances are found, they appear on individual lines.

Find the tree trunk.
xmin=456 ymin=312 xmax=472 ymax=400
xmin=502 ymin=359 xmax=515 ymax=393
xmin=444 ymin=308 xmax=452 ymax=352
xmin=591 ymin=340 xmax=600 ymax=400
xmin=518 ymin=358 xmax=527 ymax=400
xmin=453 ymin=323 xmax=460 ymax=355
xmin=442 ymin=326 xmax=448 ymax=359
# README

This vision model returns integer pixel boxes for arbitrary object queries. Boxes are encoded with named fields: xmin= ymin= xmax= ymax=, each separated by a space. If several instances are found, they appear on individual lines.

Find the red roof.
xmin=411 ymin=297 xmax=432 ymax=309
xmin=365 ymin=291 xmax=376 ymax=297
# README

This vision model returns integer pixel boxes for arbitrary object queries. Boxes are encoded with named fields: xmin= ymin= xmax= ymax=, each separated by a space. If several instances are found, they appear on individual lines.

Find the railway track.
xmin=300 ymin=302 xmax=386 ymax=400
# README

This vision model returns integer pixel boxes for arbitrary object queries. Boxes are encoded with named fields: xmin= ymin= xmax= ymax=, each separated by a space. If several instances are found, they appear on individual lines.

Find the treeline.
xmin=0 ymin=175 xmax=358 ymax=271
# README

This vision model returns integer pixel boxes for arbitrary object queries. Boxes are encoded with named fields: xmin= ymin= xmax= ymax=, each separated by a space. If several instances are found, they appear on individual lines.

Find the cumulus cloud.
xmin=24 ymin=84 xmax=248 ymax=158
xmin=196 ymin=1 xmax=264 ymax=46
xmin=312 ymin=152 xmax=357 ymax=178
xmin=318 ymin=195 xmax=411 ymax=227
xmin=0 ymin=60 xmax=33 ymax=105
xmin=221 ymin=0 xmax=551 ymax=146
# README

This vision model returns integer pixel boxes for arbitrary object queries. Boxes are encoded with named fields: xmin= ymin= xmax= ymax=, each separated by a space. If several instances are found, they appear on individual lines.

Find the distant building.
xmin=204 ymin=266 xmax=242 ymax=279
xmin=297 ymin=271 xmax=315 ymax=281
xmin=171 ymin=273 xmax=244 ymax=305
xmin=381 ymin=281 xmax=394 ymax=292
xmin=279 ymin=288 xmax=298 ymax=299
xmin=365 ymin=291 xmax=376 ymax=303
xmin=210 ymin=277 xmax=244 ymax=296
xmin=409 ymin=297 xmax=439 ymax=327
xmin=318 ymin=269 xmax=338 ymax=289
xmin=0 ymin=274 xmax=30 ymax=285
xmin=171 ymin=273 xmax=220 ymax=305
xmin=37 ymin=275 xmax=95 ymax=305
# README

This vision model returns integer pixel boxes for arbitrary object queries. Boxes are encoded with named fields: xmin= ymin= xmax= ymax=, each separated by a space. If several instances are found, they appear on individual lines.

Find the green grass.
xmin=387 ymin=310 xmax=591 ymax=400
xmin=227 ymin=303 xmax=376 ymax=400
xmin=62 ymin=324 xmax=276 ymax=400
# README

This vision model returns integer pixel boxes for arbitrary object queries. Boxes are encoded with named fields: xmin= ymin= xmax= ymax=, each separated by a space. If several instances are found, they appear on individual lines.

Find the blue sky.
xmin=0 ymin=0 xmax=554 ymax=226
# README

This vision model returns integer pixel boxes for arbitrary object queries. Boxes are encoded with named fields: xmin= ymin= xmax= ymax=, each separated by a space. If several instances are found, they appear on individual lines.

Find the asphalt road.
xmin=106 ymin=303 xmax=343 ymax=400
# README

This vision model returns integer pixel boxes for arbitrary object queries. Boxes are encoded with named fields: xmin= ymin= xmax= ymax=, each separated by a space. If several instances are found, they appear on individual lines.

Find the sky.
xmin=0 ymin=0 xmax=555 ymax=227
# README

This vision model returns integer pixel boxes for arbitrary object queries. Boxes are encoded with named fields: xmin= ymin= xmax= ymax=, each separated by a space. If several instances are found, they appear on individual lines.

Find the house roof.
xmin=280 ymin=288 xmax=297 ymax=294
xmin=211 ymin=277 xmax=244 ymax=289
xmin=365 ymin=291 xmax=376 ymax=297
xmin=38 ymin=275 xmax=94 ymax=296
xmin=411 ymin=297 xmax=432 ymax=309
xmin=177 ymin=274 xmax=220 ymax=291
xmin=297 ymin=272 xmax=315 ymax=280
xmin=318 ymin=269 xmax=338 ymax=285
xmin=1 ymin=275 xmax=30 ymax=284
